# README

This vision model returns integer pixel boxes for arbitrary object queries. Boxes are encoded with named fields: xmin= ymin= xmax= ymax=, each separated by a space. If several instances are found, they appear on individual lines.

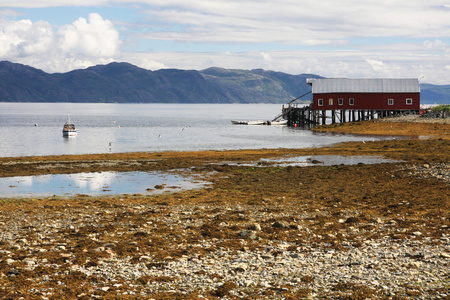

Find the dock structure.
xmin=281 ymin=104 xmax=420 ymax=127
xmin=276 ymin=78 xmax=421 ymax=127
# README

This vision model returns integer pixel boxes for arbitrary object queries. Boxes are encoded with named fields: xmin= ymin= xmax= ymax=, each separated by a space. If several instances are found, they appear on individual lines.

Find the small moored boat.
xmin=267 ymin=119 xmax=288 ymax=126
xmin=231 ymin=120 xmax=248 ymax=125
xmin=62 ymin=114 xmax=77 ymax=137
xmin=231 ymin=120 xmax=265 ymax=125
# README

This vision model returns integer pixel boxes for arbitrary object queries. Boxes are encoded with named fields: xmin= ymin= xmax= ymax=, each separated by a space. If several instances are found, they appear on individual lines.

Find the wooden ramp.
xmin=271 ymin=91 xmax=311 ymax=122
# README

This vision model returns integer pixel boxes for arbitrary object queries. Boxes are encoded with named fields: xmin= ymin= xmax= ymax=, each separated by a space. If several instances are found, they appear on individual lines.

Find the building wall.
xmin=312 ymin=92 xmax=420 ymax=110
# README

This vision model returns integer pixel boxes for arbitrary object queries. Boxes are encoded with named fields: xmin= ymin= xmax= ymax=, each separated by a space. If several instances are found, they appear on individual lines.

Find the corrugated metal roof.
xmin=306 ymin=78 xmax=420 ymax=94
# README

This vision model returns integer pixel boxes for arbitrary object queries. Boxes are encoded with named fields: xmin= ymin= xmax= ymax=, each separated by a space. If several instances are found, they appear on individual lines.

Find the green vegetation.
xmin=431 ymin=104 xmax=450 ymax=113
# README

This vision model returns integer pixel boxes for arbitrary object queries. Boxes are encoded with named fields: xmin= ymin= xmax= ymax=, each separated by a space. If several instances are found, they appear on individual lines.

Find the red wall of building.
xmin=312 ymin=92 xmax=420 ymax=110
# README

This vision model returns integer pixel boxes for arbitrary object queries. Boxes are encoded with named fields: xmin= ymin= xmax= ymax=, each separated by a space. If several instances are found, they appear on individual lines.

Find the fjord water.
xmin=1 ymin=103 xmax=380 ymax=157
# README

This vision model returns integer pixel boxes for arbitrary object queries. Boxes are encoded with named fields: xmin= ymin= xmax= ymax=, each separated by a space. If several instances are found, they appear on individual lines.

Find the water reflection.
xmin=0 ymin=171 xmax=210 ymax=198
xmin=260 ymin=155 xmax=399 ymax=167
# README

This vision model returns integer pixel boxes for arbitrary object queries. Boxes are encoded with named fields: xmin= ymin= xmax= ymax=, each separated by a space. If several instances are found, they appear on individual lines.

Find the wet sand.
xmin=0 ymin=118 xmax=449 ymax=299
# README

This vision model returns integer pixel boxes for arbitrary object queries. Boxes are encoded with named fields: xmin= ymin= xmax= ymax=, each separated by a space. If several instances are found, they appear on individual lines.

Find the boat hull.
xmin=231 ymin=120 xmax=248 ymax=125
xmin=231 ymin=120 xmax=265 ymax=125
xmin=247 ymin=120 xmax=265 ymax=125
xmin=63 ymin=130 xmax=77 ymax=137
xmin=269 ymin=120 xmax=288 ymax=126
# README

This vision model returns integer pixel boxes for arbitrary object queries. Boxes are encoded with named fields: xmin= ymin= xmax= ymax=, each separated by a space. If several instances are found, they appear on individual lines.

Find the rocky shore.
xmin=0 ymin=119 xmax=449 ymax=299
xmin=401 ymin=162 xmax=450 ymax=184
xmin=378 ymin=114 xmax=450 ymax=124
xmin=0 ymin=198 xmax=449 ymax=299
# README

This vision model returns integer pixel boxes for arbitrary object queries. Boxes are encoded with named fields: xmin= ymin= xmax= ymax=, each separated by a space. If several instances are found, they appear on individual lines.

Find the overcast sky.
xmin=1 ymin=0 xmax=450 ymax=84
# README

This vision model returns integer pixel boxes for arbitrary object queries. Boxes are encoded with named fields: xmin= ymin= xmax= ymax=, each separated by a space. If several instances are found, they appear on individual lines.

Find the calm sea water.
xmin=0 ymin=103 xmax=384 ymax=157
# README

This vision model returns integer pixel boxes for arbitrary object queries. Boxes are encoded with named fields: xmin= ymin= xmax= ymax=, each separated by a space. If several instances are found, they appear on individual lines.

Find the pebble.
xmin=7 ymin=269 xmax=20 ymax=277
xmin=401 ymin=162 xmax=450 ymax=184
xmin=56 ymin=237 xmax=447 ymax=299
xmin=250 ymin=223 xmax=262 ymax=231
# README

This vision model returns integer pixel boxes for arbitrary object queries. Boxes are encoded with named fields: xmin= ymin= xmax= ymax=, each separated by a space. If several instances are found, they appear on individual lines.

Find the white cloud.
xmin=0 ymin=13 xmax=121 ymax=72
xmin=129 ymin=0 xmax=450 ymax=44
xmin=0 ymin=8 xmax=23 ymax=17
xmin=0 ymin=0 xmax=109 ymax=8
xmin=366 ymin=59 xmax=385 ymax=71
xmin=424 ymin=39 xmax=448 ymax=50
xmin=59 ymin=13 xmax=120 ymax=57
xmin=123 ymin=54 xmax=169 ymax=70
xmin=261 ymin=52 xmax=271 ymax=62
xmin=0 ymin=19 xmax=53 ymax=57
xmin=4 ymin=1 xmax=450 ymax=44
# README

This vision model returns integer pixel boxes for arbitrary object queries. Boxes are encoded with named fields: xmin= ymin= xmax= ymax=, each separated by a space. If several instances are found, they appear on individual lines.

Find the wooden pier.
xmin=275 ymin=104 xmax=420 ymax=127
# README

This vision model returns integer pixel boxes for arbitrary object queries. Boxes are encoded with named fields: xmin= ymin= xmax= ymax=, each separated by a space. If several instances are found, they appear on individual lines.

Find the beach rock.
xmin=23 ymin=258 xmax=36 ymax=266
xmin=7 ymin=269 xmax=20 ymax=277
xmin=404 ymin=261 xmax=422 ymax=269
xmin=233 ymin=263 xmax=248 ymax=272
xmin=272 ymin=221 xmax=290 ymax=228
xmin=240 ymin=230 xmax=257 ymax=239
xmin=55 ymin=244 xmax=66 ymax=251
xmin=249 ymin=223 xmax=262 ymax=231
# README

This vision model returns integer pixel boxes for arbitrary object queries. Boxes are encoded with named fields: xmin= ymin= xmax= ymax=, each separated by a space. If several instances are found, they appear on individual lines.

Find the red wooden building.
xmin=306 ymin=78 xmax=420 ymax=111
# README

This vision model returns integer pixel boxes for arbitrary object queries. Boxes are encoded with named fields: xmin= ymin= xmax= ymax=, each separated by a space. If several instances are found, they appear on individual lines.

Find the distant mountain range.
xmin=0 ymin=61 xmax=449 ymax=104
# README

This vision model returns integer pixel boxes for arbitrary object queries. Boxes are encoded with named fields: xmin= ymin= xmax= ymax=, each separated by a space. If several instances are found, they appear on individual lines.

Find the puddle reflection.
xmin=0 ymin=171 xmax=210 ymax=198
xmin=260 ymin=155 xmax=399 ymax=167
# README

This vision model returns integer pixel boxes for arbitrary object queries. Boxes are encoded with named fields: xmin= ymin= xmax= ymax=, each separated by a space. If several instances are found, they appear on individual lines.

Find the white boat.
xmin=268 ymin=119 xmax=288 ymax=126
xmin=231 ymin=120 xmax=265 ymax=125
xmin=62 ymin=114 xmax=77 ymax=137
xmin=247 ymin=120 xmax=265 ymax=125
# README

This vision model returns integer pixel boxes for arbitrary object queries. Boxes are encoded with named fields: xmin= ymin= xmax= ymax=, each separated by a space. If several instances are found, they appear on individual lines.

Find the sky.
xmin=1 ymin=0 xmax=450 ymax=84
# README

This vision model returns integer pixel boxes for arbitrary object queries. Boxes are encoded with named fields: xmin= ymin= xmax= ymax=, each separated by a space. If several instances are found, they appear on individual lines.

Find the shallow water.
xmin=261 ymin=155 xmax=400 ymax=167
xmin=0 ymin=155 xmax=400 ymax=198
xmin=0 ymin=171 xmax=210 ymax=198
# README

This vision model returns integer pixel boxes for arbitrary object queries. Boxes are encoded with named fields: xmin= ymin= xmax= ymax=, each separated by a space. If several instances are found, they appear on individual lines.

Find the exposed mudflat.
xmin=0 ymin=118 xmax=449 ymax=299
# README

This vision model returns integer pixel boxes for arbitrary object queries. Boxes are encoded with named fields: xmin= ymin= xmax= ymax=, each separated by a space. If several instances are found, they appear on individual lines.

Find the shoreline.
xmin=0 ymin=118 xmax=449 ymax=299
xmin=312 ymin=114 xmax=450 ymax=137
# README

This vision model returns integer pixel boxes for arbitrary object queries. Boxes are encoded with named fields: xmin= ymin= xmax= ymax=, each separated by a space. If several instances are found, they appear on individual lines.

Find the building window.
xmin=338 ymin=98 xmax=343 ymax=105
xmin=349 ymin=98 xmax=354 ymax=105
xmin=388 ymin=99 xmax=394 ymax=105
xmin=318 ymin=99 xmax=323 ymax=106
xmin=329 ymin=98 xmax=333 ymax=106
xmin=406 ymin=98 xmax=413 ymax=105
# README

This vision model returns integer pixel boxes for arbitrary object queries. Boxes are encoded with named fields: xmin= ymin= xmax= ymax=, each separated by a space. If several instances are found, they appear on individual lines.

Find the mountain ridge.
xmin=0 ymin=61 xmax=448 ymax=104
